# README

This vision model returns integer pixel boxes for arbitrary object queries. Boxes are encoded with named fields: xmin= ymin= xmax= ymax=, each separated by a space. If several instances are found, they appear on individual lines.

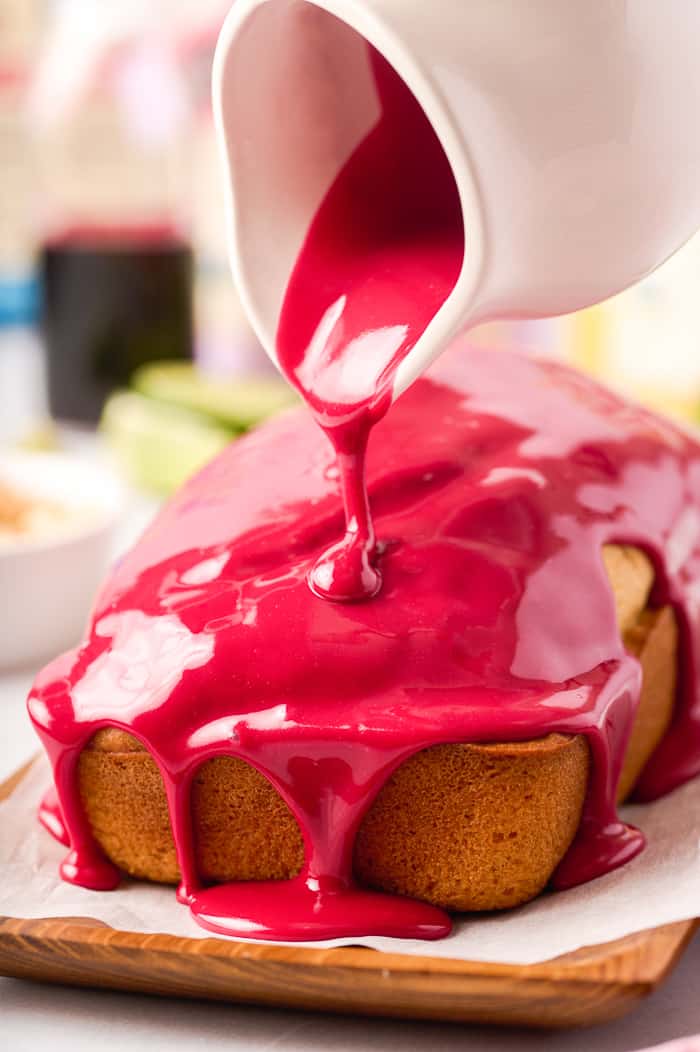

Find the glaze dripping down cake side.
xmin=77 ymin=542 xmax=676 ymax=911
xmin=28 ymin=350 xmax=700 ymax=940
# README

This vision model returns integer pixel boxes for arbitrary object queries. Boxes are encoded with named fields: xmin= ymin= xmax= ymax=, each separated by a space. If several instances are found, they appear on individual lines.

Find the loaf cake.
xmin=28 ymin=350 xmax=700 ymax=940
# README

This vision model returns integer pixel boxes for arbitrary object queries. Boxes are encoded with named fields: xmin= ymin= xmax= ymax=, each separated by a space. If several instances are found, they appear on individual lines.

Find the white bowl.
xmin=0 ymin=451 xmax=125 ymax=672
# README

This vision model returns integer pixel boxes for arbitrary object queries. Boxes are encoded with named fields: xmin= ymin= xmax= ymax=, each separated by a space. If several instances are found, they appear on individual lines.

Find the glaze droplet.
xmin=309 ymin=534 xmax=382 ymax=602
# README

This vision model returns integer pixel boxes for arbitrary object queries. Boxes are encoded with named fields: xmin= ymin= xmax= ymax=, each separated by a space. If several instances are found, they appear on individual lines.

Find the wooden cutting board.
xmin=0 ymin=763 xmax=697 ymax=1028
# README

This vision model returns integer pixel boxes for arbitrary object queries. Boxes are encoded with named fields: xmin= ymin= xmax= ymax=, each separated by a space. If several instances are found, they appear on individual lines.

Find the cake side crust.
xmin=76 ymin=544 xmax=678 ymax=909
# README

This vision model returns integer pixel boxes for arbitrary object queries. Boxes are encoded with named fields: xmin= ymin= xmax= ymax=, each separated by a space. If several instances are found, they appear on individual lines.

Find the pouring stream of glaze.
xmin=276 ymin=46 xmax=463 ymax=601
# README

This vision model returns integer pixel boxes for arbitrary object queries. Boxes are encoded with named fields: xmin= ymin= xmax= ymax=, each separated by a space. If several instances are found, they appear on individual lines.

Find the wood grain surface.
xmin=0 ymin=764 xmax=697 ymax=1028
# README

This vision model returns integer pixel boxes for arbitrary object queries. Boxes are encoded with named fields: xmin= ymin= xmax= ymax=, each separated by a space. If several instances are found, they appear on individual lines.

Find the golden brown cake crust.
xmin=617 ymin=605 xmax=677 ymax=801
xmin=78 ymin=750 xmax=304 ymax=885
xmin=77 ymin=544 xmax=678 ymax=912
xmin=354 ymin=734 xmax=589 ymax=911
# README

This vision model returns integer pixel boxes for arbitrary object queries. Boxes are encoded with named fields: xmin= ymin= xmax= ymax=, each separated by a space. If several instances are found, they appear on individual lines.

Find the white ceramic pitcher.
xmin=213 ymin=0 xmax=700 ymax=397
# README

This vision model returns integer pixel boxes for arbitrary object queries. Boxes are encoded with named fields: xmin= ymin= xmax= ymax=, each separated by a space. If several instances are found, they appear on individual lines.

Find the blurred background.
xmin=0 ymin=0 xmax=298 ymax=495
xmin=2 ymin=0 xmax=700 ymax=667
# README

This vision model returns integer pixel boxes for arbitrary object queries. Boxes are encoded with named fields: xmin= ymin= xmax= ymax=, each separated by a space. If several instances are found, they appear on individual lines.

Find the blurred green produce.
xmin=18 ymin=422 xmax=60 ymax=452
xmin=133 ymin=362 xmax=297 ymax=430
xmin=102 ymin=363 xmax=297 ymax=495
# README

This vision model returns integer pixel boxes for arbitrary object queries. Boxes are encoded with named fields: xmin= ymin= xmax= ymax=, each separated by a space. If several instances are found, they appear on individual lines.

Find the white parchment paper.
xmin=1 ymin=754 xmax=698 ymax=964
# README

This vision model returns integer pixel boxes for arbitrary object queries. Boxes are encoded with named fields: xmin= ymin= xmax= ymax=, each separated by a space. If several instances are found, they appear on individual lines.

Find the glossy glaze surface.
xmin=29 ymin=349 xmax=700 ymax=939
